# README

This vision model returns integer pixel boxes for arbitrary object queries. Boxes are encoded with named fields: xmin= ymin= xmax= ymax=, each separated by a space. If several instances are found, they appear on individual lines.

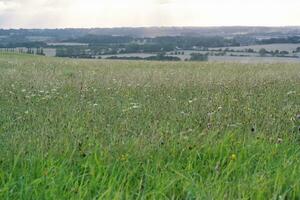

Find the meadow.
xmin=0 ymin=53 xmax=300 ymax=199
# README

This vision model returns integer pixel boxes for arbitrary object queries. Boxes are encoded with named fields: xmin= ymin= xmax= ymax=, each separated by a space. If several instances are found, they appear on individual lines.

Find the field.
xmin=0 ymin=53 xmax=300 ymax=199
xmin=101 ymin=49 xmax=300 ymax=63
xmin=211 ymin=43 xmax=300 ymax=53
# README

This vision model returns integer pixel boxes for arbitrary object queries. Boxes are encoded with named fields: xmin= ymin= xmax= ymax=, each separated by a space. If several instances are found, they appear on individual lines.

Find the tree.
xmin=245 ymin=48 xmax=254 ymax=53
xmin=36 ymin=48 xmax=45 ymax=56
xmin=190 ymin=53 xmax=208 ymax=61
xmin=40 ymin=48 xmax=45 ymax=56
xmin=279 ymin=51 xmax=289 ymax=55
xmin=259 ymin=48 xmax=268 ymax=57
xmin=27 ymin=48 xmax=34 ymax=54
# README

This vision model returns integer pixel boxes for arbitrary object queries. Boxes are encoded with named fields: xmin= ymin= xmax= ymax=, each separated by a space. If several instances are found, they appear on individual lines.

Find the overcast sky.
xmin=0 ymin=0 xmax=299 ymax=28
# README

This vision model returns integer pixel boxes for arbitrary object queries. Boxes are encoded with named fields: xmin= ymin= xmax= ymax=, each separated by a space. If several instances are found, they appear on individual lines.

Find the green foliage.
xmin=36 ymin=48 xmax=45 ymax=56
xmin=293 ymin=47 xmax=300 ymax=53
xmin=259 ymin=48 xmax=268 ymax=56
xmin=259 ymin=36 xmax=300 ymax=44
xmin=0 ymin=53 xmax=300 ymax=199
xmin=190 ymin=53 xmax=208 ymax=61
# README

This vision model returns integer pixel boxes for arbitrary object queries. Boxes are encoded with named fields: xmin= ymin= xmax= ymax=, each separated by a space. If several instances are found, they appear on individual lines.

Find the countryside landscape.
xmin=1 ymin=27 xmax=300 ymax=63
xmin=1 ymin=0 xmax=300 ymax=199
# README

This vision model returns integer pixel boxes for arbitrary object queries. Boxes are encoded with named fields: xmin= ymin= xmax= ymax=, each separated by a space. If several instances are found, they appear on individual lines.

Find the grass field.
xmin=0 ymin=53 xmax=300 ymax=199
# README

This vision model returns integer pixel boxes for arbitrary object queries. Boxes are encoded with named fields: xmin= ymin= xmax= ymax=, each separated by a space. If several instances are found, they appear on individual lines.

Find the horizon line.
xmin=1 ymin=25 xmax=300 ymax=30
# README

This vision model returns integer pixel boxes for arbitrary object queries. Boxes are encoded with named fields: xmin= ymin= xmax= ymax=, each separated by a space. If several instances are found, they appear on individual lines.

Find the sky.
xmin=0 ymin=0 xmax=300 ymax=28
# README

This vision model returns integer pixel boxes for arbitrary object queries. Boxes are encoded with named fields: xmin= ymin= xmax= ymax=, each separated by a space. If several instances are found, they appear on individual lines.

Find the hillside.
xmin=0 ymin=53 xmax=300 ymax=199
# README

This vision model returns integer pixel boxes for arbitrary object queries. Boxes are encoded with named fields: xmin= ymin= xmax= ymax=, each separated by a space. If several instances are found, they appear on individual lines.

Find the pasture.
xmin=0 ymin=53 xmax=300 ymax=199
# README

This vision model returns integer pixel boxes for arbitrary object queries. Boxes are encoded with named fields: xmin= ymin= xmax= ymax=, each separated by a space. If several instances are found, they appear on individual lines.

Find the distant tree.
xmin=157 ymin=52 xmax=166 ymax=57
xmin=259 ymin=48 xmax=268 ymax=57
xmin=245 ymin=48 xmax=254 ymax=53
xmin=36 ymin=48 xmax=45 ymax=56
xmin=279 ymin=51 xmax=289 ymax=55
xmin=27 ymin=48 xmax=34 ymax=54
xmin=190 ymin=53 xmax=208 ymax=61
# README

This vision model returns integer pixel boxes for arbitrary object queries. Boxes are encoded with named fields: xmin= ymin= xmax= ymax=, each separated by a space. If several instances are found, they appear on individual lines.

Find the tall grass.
xmin=0 ymin=53 xmax=300 ymax=199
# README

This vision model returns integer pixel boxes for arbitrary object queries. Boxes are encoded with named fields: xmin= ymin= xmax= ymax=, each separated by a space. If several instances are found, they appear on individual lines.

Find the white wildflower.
xmin=287 ymin=91 xmax=296 ymax=95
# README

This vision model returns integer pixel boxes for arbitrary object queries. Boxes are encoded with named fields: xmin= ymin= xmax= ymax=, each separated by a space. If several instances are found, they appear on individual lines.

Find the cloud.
xmin=0 ymin=1 xmax=18 ymax=11
xmin=0 ymin=0 xmax=299 ymax=28
xmin=154 ymin=0 xmax=175 ymax=4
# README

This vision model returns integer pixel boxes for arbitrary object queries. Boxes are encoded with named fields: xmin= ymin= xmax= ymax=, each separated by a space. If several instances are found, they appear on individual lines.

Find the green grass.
xmin=0 ymin=52 xmax=300 ymax=199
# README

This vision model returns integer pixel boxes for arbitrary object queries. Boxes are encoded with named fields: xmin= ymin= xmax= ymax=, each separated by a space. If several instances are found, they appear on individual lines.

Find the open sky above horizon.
xmin=0 ymin=0 xmax=300 ymax=28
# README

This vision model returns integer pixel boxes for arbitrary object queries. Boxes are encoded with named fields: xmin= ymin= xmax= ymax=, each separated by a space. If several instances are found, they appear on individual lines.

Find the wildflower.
xmin=208 ymin=112 xmax=215 ymax=117
xmin=25 ymin=111 xmax=29 ymax=115
xmin=218 ymin=106 xmax=223 ymax=111
xmin=188 ymin=98 xmax=197 ymax=104
xmin=181 ymin=111 xmax=189 ymax=116
xmin=130 ymin=103 xmax=140 ymax=109
xmin=183 ymin=136 xmax=189 ymax=140
xmin=120 ymin=154 xmax=128 ymax=161
xmin=230 ymin=154 xmax=237 ymax=161
xmin=207 ymin=123 xmax=212 ymax=129
xmin=277 ymin=138 xmax=283 ymax=144
xmin=287 ymin=91 xmax=296 ymax=95
xmin=215 ymin=162 xmax=221 ymax=174
xmin=93 ymin=104 xmax=98 ymax=107
xmin=21 ymin=89 xmax=26 ymax=93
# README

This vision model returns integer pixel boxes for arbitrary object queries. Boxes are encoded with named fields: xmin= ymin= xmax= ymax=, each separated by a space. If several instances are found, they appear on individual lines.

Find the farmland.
xmin=0 ymin=53 xmax=300 ymax=199
xmin=1 ymin=27 xmax=300 ymax=63
xmin=2 ymin=42 xmax=300 ymax=63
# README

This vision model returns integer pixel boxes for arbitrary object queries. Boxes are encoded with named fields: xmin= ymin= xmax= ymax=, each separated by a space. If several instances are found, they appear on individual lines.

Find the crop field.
xmin=0 ymin=53 xmax=300 ymax=199
xmin=211 ymin=43 xmax=300 ymax=53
